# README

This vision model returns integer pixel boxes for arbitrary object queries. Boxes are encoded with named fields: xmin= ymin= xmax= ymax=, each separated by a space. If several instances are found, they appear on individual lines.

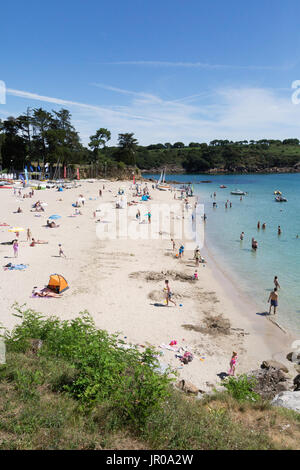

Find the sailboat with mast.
xmin=157 ymin=167 xmax=171 ymax=191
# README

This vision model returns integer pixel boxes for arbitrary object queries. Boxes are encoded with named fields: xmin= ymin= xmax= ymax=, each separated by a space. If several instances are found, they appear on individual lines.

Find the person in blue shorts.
xmin=268 ymin=288 xmax=278 ymax=315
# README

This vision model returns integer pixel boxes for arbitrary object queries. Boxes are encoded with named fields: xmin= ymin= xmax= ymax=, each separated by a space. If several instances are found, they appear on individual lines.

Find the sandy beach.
xmin=0 ymin=179 xmax=294 ymax=392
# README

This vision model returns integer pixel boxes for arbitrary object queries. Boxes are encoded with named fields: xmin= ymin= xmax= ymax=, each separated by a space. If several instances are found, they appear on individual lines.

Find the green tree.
xmin=88 ymin=128 xmax=111 ymax=161
xmin=117 ymin=132 xmax=138 ymax=165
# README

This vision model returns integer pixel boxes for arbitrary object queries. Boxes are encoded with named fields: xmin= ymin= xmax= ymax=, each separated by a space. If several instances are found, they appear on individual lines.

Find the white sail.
xmin=157 ymin=170 xmax=163 ymax=185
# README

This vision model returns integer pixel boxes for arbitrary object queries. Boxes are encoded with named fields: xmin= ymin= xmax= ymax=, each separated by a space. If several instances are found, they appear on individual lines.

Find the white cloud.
xmin=4 ymin=85 xmax=300 ymax=145
xmin=105 ymin=61 xmax=291 ymax=71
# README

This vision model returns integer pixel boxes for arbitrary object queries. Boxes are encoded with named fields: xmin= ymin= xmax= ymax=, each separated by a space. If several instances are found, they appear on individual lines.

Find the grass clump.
xmin=222 ymin=374 xmax=260 ymax=402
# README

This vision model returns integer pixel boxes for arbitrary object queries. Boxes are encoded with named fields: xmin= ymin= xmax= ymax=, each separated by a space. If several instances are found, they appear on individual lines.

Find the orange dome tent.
xmin=47 ymin=274 xmax=69 ymax=294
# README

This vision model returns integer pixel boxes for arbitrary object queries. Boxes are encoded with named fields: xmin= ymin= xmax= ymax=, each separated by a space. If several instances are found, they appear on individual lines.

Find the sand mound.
xmin=182 ymin=313 xmax=231 ymax=336
xmin=148 ymin=290 xmax=164 ymax=301
xmin=130 ymin=270 xmax=193 ymax=282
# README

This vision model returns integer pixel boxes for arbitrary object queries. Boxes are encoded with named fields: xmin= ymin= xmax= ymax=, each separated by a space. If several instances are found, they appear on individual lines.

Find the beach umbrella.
xmin=8 ymin=227 xmax=25 ymax=232
xmin=49 ymin=215 xmax=61 ymax=220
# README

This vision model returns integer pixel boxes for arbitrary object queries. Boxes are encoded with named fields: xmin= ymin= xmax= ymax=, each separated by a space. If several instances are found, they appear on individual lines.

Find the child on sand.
xmin=193 ymin=270 xmax=198 ymax=280
xmin=228 ymin=352 xmax=238 ymax=376
xmin=164 ymin=280 xmax=176 ymax=307
xmin=58 ymin=244 xmax=66 ymax=258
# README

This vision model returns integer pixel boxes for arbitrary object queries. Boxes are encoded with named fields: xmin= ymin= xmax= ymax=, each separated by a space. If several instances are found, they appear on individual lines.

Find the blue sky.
xmin=1 ymin=0 xmax=300 ymax=145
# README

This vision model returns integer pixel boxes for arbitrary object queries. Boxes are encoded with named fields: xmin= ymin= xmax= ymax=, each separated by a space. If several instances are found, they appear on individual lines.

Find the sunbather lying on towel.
xmin=30 ymin=238 xmax=48 ymax=246
xmin=32 ymin=287 xmax=62 ymax=298
xmin=46 ymin=220 xmax=60 ymax=228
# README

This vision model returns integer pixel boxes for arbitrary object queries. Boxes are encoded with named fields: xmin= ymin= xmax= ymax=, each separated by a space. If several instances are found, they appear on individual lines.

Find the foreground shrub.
xmin=3 ymin=307 xmax=173 ymax=426
xmin=222 ymin=374 xmax=260 ymax=402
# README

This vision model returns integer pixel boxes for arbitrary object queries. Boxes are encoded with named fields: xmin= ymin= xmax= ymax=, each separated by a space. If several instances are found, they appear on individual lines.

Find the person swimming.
xmin=252 ymin=237 xmax=258 ymax=250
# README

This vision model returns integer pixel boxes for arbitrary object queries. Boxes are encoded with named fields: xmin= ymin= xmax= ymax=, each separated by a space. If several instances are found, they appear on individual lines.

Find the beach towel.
xmin=4 ymin=263 xmax=28 ymax=271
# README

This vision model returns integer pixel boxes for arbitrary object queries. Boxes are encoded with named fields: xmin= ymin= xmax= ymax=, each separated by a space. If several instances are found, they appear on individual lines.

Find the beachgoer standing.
xmin=228 ymin=352 xmax=238 ymax=376
xmin=257 ymin=221 xmax=260 ymax=229
xmin=268 ymin=288 xmax=278 ymax=315
xmin=194 ymin=249 xmax=200 ymax=266
xmin=164 ymin=280 xmax=176 ymax=307
xmin=262 ymin=223 xmax=266 ymax=229
xmin=27 ymin=228 xmax=32 ymax=242
xmin=59 ymin=244 xmax=66 ymax=258
xmin=252 ymin=237 xmax=258 ymax=250
xmin=278 ymin=225 xmax=281 ymax=235
xmin=274 ymin=276 xmax=280 ymax=289
xmin=13 ymin=240 xmax=18 ymax=258
xmin=240 ymin=232 xmax=244 ymax=240
xmin=171 ymin=238 xmax=175 ymax=251
xmin=147 ymin=211 xmax=151 ymax=224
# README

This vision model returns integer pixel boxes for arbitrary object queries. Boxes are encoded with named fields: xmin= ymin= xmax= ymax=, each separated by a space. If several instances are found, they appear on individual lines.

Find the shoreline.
xmin=202 ymin=238 xmax=295 ymax=361
xmin=0 ymin=179 xmax=296 ymax=393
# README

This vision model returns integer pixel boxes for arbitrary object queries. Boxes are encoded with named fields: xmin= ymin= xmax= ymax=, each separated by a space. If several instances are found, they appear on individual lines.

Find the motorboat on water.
xmin=219 ymin=185 xmax=227 ymax=188
xmin=275 ymin=195 xmax=287 ymax=202
xmin=230 ymin=189 xmax=247 ymax=195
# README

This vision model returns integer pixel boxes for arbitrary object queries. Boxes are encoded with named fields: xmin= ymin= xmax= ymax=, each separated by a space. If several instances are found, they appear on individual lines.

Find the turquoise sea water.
xmin=145 ymin=173 xmax=300 ymax=335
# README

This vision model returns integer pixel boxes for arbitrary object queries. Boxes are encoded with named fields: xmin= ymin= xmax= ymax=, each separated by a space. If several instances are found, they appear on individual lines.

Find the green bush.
xmin=222 ymin=374 xmax=260 ymax=402
xmin=4 ymin=307 xmax=173 ymax=425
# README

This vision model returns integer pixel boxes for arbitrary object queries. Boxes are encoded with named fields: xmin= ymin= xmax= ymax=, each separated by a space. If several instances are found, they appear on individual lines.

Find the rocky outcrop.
xmin=287 ymin=352 xmax=300 ymax=364
xmin=294 ymin=374 xmax=300 ymax=391
xmin=176 ymin=379 xmax=199 ymax=395
xmin=261 ymin=360 xmax=289 ymax=373
xmin=271 ymin=391 xmax=300 ymax=413
xmin=247 ymin=367 xmax=292 ymax=400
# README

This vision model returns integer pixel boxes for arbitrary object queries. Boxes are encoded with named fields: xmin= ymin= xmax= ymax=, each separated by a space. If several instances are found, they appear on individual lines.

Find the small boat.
xmin=157 ymin=168 xmax=171 ymax=191
xmin=275 ymin=195 xmax=287 ymax=202
xmin=230 ymin=189 xmax=247 ymax=196
xmin=220 ymin=185 xmax=227 ymax=188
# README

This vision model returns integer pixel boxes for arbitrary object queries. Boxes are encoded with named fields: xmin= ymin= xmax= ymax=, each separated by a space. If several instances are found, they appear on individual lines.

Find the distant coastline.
xmin=142 ymin=166 xmax=300 ymax=176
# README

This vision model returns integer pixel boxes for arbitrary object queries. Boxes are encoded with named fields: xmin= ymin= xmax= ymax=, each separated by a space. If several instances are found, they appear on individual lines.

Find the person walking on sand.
xmin=268 ymin=287 xmax=278 ymax=315
xmin=194 ymin=248 xmax=200 ymax=266
xmin=228 ymin=352 xmax=238 ymax=376
xmin=274 ymin=276 xmax=280 ymax=289
xmin=171 ymin=238 xmax=175 ymax=251
xmin=27 ymin=228 xmax=32 ymax=242
xmin=147 ymin=211 xmax=151 ymax=224
xmin=58 ymin=244 xmax=66 ymax=258
xmin=164 ymin=280 xmax=176 ymax=307
xmin=13 ymin=240 xmax=18 ymax=258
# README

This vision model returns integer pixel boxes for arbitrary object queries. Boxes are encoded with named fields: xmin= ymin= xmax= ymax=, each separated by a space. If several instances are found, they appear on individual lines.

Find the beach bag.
xmin=182 ymin=351 xmax=193 ymax=364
